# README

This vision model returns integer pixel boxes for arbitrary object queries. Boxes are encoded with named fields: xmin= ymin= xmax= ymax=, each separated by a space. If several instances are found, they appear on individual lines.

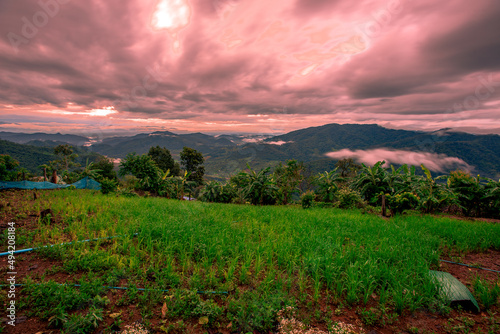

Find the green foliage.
xmin=180 ymin=146 xmax=205 ymax=185
xmin=119 ymin=153 xmax=162 ymax=192
xmin=484 ymin=179 xmax=500 ymax=218
xmin=0 ymin=154 xmax=19 ymax=180
xmin=241 ymin=165 xmax=278 ymax=205
xmin=273 ymin=160 xmax=304 ymax=204
xmin=336 ymin=158 xmax=361 ymax=178
xmin=314 ymin=169 xmax=341 ymax=202
xmin=100 ymin=177 xmax=118 ymax=194
xmin=336 ymin=187 xmax=364 ymax=209
xmin=448 ymin=170 xmax=487 ymax=217
xmin=62 ymin=306 xmax=103 ymax=334
xmin=52 ymin=144 xmax=79 ymax=172
xmin=148 ymin=145 xmax=180 ymax=176
xmin=90 ymin=156 xmax=117 ymax=180
xmin=301 ymin=190 xmax=315 ymax=209
xmin=473 ymin=277 xmax=500 ymax=310
xmin=227 ymin=291 xmax=292 ymax=333
xmin=199 ymin=181 xmax=236 ymax=203
xmin=352 ymin=161 xmax=388 ymax=205
xmin=164 ymin=289 xmax=201 ymax=319
xmin=386 ymin=192 xmax=419 ymax=214
xmin=15 ymin=189 xmax=500 ymax=333
xmin=415 ymin=165 xmax=452 ymax=213
xmin=21 ymin=278 xmax=106 ymax=330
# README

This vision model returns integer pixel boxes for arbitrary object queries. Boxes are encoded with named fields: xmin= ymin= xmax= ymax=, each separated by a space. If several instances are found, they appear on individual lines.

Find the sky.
xmin=1 ymin=0 xmax=500 ymax=139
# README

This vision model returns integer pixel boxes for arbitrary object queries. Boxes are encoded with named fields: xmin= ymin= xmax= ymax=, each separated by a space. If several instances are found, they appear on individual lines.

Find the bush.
xmin=227 ymin=291 xmax=292 ymax=333
xmin=301 ymin=191 xmax=315 ymax=209
xmin=386 ymin=192 xmax=419 ymax=214
xmin=199 ymin=181 xmax=236 ymax=203
xmin=100 ymin=178 xmax=118 ymax=194
xmin=337 ymin=187 xmax=365 ymax=209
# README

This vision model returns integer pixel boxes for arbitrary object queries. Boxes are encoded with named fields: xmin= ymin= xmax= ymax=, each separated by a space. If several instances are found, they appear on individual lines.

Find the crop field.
xmin=1 ymin=189 xmax=500 ymax=333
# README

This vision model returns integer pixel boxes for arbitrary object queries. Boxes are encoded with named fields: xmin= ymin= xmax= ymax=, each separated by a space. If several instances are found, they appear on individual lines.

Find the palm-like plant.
xmin=415 ymin=165 xmax=452 ymax=213
xmin=314 ymin=168 xmax=342 ymax=202
xmin=243 ymin=165 xmax=278 ymax=205
xmin=447 ymin=170 xmax=487 ymax=217
xmin=80 ymin=158 xmax=102 ymax=180
xmin=352 ymin=161 xmax=389 ymax=204
xmin=484 ymin=179 xmax=500 ymax=218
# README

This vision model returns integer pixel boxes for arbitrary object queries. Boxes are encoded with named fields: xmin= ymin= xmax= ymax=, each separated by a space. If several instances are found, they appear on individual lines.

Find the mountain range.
xmin=1 ymin=124 xmax=499 ymax=179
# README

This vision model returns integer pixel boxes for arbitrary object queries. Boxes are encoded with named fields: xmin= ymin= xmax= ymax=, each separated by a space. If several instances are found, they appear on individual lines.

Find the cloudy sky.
xmin=1 ymin=0 xmax=500 ymax=137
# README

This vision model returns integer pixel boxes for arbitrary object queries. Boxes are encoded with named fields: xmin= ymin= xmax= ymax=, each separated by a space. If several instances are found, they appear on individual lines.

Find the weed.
xmin=357 ymin=307 xmax=382 ymax=327
xmin=227 ymin=290 xmax=293 ymax=333
xmin=473 ymin=277 xmax=500 ymax=310
xmin=62 ymin=307 xmax=103 ymax=334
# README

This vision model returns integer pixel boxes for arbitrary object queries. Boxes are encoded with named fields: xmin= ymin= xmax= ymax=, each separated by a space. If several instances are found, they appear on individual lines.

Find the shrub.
xmin=199 ymin=181 xmax=236 ymax=203
xmin=301 ymin=191 xmax=315 ymax=209
xmin=336 ymin=188 xmax=365 ymax=209
xmin=100 ymin=177 xmax=118 ymax=194
xmin=227 ymin=291 xmax=292 ymax=333
xmin=386 ymin=192 xmax=419 ymax=214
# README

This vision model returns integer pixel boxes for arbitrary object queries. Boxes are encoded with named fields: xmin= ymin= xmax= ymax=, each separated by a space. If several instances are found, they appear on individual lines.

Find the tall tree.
xmin=147 ymin=146 xmax=180 ymax=176
xmin=335 ymin=158 xmax=361 ymax=178
xmin=52 ymin=144 xmax=79 ymax=172
xmin=273 ymin=160 xmax=304 ymax=204
xmin=119 ymin=153 xmax=162 ymax=192
xmin=180 ymin=147 xmax=205 ymax=185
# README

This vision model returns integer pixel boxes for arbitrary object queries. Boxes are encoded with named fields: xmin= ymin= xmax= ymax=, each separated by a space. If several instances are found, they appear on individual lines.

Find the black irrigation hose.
xmin=0 ymin=233 xmax=139 ymax=257
xmin=439 ymin=259 xmax=500 ymax=274
xmin=1 ymin=283 xmax=228 ymax=295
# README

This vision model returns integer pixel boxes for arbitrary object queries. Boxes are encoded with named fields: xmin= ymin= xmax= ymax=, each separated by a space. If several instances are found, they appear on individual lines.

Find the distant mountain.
xmin=2 ymin=124 xmax=500 ymax=179
xmin=90 ymin=131 xmax=236 ymax=159
xmin=0 ymin=131 xmax=89 ymax=146
xmin=205 ymin=124 xmax=500 ymax=178
xmin=0 ymin=140 xmax=103 ymax=174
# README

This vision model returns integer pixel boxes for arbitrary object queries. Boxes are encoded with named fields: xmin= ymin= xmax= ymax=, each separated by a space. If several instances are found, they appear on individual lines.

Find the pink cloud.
xmin=325 ymin=148 xmax=472 ymax=172
xmin=0 ymin=0 xmax=499 ymax=135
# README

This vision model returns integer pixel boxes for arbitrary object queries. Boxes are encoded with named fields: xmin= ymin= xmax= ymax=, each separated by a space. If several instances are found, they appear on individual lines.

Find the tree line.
xmin=1 ymin=144 xmax=499 ymax=219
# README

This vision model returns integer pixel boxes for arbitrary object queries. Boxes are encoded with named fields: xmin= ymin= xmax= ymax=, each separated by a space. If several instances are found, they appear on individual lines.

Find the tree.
xmin=314 ymin=168 xmax=342 ymax=203
xmin=0 ymin=155 xmax=19 ymax=181
xmin=180 ymin=147 xmax=205 ymax=185
xmin=119 ymin=153 xmax=162 ymax=192
xmin=447 ymin=170 xmax=486 ymax=217
xmin=335 ymin=158 xmax=361 ymax=178
xmin=352 ymin=161 xmax=389 ymax=205
xmin=148 ymin=146 xmax=180 ymax=176
xmin=243 ymin=165 xmax=278 ymax=205
xmin=52 ymin=144 xmax=79 ymax=172
xmin=80 ymin=158 xmax=102 ymax=181
xmin=415 ymin=165 xmax=452 ymax=214
xmin=91 ymin=157 xmax=117 ymax=180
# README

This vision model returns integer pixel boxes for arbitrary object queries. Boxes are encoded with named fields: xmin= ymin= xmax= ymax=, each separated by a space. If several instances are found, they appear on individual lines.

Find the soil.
xmin=0 ymin=189 xmax=499 ymax=334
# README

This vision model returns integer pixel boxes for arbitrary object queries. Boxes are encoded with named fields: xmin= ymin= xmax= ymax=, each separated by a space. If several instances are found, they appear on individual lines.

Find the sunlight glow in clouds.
xmin=1 ymin=0 xmax=499 ymax=135
xmin=88 ymin=107 xmax=117 ymax=117
xmin=151 ymin=0 xmax=191 ymax=31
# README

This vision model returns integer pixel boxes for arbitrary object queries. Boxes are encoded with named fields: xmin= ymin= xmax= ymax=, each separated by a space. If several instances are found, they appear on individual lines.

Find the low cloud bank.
xmin=266 ymin=141 xmax=292 ymax=145
xmin=325 ymin=148 xmax=472 ymax=172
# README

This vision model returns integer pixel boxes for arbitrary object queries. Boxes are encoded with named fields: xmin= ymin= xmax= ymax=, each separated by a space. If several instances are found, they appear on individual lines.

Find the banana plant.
xmin=243 ymin=164 xmax=279 ymax=205
xmin=415 ymin=165 xmax=452 ymax=213
xmin=314 ymin=168 xmax=342 ymax=202
xmin=352 ymin=161 xmax=389 ymax=204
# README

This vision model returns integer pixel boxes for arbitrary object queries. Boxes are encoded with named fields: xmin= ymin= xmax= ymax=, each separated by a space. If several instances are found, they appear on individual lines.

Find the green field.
xmin=2 ymin=189 xmax=500 ymax=333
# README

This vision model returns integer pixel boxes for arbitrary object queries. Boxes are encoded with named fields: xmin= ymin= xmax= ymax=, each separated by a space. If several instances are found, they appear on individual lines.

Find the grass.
xmin=2 ymin=189 xmax=500 ymax=333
